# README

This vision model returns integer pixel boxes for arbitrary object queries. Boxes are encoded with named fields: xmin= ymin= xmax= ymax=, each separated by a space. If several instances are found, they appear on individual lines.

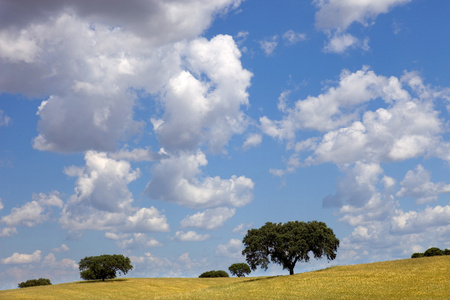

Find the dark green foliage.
xmin=79 ymin=254 xmax=133 ymax=281
xmin=444 ymin=249 xmax=450 ymax=255
xmin=424 ymin=247 xmax=444 ymax=257
xmin=411 ymin=252 xmax=425 ymax=258
xmin=242 ymin=220 xmax=339 ymax=275
xmin=228 ymin=263 xmax=251 ymax=277
xmin=18 ymin=278 xmax=52 ymax=288
xmin=199 ymin=270 xmax=229 ymax=278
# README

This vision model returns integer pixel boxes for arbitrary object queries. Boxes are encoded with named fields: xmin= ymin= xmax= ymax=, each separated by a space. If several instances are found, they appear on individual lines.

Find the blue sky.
xmin=1 ymin=0 xmax=450 ymax=290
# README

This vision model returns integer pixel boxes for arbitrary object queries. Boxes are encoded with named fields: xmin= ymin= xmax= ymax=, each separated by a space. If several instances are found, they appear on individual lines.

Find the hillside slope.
xmin=1 ymin=256 xmax=449 ymax=299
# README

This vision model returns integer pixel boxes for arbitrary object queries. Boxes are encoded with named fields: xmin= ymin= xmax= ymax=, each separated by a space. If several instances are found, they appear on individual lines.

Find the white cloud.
xmin=232 ymin=223 xmax=253 ymax=234
xmin=0 ymin=1 xmax=247 ymax=153
xmin=180 ymin=207 xmax=236 ymax=230
xmin=261 ymin=67 xmax=411 ymax=142
xmin=2 ymin=250 xmax=41 ymax=264
xmin=174 ymin=231 xmax=210 ymax=242
xmin=0 ymin=227 xmax=17 ymax=237
xmin=243 ymin=134 xmax=262 ymax=150
xmin=60 ymin=151 xmax=169 ymax=233
xmin=109 ymin=147 xmax=168 ymax=162
xmin=282 ymin=30 xmax=306 ymax=45
xmin=52 ymin=244 xmax=70 ymax=253
xmin=63 ymin=151 xmax=140 ymax=213
xmin=259 ymin=36 xmax=278 ymax=56
xmin=323 ymin=33 xmax=368 ymax=53
xmin=154 ymin=35 xmax=252 ymax=154
xmin=33 ymin=191 xmax=64 ymax=208
xmin=396 ymin=165 xmax=450 ymax=204
xmin=146 ymin=150 xmax=254 ymax=209
xmin=314 ymin=0 xmax=411 ymax=31
xmin=125 ymin=207 xmax=170 ymax=233
xmin=0 ymin=110 xmax=11 ymax=127
xmin=391 ymin=205 xmax=450 ymax=234
xmin=215 ymin=238 xmax=243 ymax=259
xmin=116 ymin=233 xmax=162 ymax=250
xmin=1 ymin=201 xmax=47 ymax=227
xmin=0 ymin=198 xmax=3 ymax=210
xmin=314 ymin=0 xmax=411 ymax=54
xmin=43 ymin=253 xmax=78 ymax=270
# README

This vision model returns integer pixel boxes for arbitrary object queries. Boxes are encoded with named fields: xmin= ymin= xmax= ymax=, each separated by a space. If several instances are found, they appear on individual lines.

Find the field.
xmin=1 ymin=256 xmax=449 ymax=299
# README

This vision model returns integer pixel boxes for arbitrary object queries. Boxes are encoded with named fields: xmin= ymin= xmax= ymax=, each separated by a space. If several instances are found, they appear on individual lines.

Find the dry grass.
xmin=1 ymin=256 xmax=449 ymax=299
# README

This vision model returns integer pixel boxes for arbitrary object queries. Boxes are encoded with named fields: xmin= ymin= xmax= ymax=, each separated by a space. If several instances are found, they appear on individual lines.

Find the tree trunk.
xmin=289 ymin=267 xmax=294 ymax=275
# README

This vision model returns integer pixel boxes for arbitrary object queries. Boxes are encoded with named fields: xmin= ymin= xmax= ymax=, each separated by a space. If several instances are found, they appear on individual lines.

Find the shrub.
xmin=424 ymin=247 xmax=444 ymax=257
xmin=229 ymin=263 xmax=251 ymax=277
xmin=199 ymin=270 xmax=229 ymax=278
xmin=18 ymin=278 xmax=52 ymax=288
xmin=444 ymin=249 xmax=450 ymax=255
xmin=411 ymin=252 xmax=424 ymax=258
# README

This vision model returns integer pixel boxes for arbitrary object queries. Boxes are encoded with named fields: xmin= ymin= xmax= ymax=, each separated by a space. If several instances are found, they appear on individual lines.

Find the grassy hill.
xmin=1 ymin=256 xmax=449 ymax=299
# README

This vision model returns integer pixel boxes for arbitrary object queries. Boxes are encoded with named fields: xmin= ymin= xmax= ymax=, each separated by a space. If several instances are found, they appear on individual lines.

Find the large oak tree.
xmin=242 ymin=221 xmax=339 ymax=275
xmin=79 ymin=254 xmax=133 ymax=281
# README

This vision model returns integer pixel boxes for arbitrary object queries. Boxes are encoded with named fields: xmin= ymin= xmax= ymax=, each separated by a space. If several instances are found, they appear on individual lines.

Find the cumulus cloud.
xmin=261 ymin=67 xmax=411 ymax=141
xmin=243 ymin=134 xmax=262 ymax=150
xmin=145 ymin=150 xmax=254 ymax=209
xmin=0 ymin=1 xmax=247 ymax=153
xmin=60 ymin=151 xmax=169 ymax=233
xmin=2 ymin=250 xmax=42 ymax=264
xmin=232 ymin=223 xmax=253 ymax=234
xmin=282 ymin=30 xmax=307 ymax=45
xmin=396 ymin=165 xmax=450 ymax=204
xmin=263 ymin=67 xmax=450 ymax=262
xmin=0 ymin=110 xmax=11 ymax=127
xmin=314 ymin=0 xmax=411 ymax=53
xmin=180 ymin=207 xmax=236 ymax=230
xmin=1 ymin=201 xmax=47 ymax=227
xmin=391 ymin=205 xmax=450 ymax=234
xmin=115 ymin=233 xmax=162 ymax=250
xmin=63 ymin=151 xmax=140 ymax=213
xmin=52 ymin=244 xmax=70 ymax=253
xmin=174 ymin=231 xmax=210 ymax=242
xmin=32 ymin=191 xmax=64 ymax=208
xmin=215 ymin=238 xmax=243 ymax=259
xmin=323 ymin=33 xmax=369 ymax=53
xmin=153 ymin=35 xmax=252 ymax=154
xmin=0 ymin=227 xmax=18 ymax=237
xmin=259 ymin=36 xmax=278 ymax=56
xmin=42 ymin=253 xmax=78 ymax=270
xmin=314 ymin=0 xmax=411 ymax=31
xmin=109 ymin=147 xmax=168 ymax=162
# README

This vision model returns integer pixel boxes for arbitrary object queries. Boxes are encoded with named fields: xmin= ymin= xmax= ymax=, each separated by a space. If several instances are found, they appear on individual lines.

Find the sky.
xmin=1 ymin=0 xmax=450 ymax=290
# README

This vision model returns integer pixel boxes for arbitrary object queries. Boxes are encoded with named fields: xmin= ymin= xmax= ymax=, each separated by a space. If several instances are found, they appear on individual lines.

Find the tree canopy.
xmin=228 ymin=263 xmax=251 ymax=277
xmin=242 ymin=221 xmax=339 ymax=275
xmin=79 ymin=254 xmax=133 ymax=281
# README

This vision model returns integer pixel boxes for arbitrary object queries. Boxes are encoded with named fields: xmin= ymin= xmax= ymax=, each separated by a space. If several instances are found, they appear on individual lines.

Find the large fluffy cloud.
xmin=60 ymin=151 xmax=169 ymax=233
xmin=145 ymin=150 xmax=254 ymax=209
xmin=263 ymin=67 xmax=450 ymax=261
xmin=0 ymin=1 xmax=247 ymax=153
xmin=1 ymin=250 xmax=42 ymax=265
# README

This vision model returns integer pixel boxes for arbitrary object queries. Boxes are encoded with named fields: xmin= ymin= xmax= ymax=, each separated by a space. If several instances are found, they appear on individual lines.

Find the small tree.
xmin=411 ymin=252 xmax=424 ymax=258
xmin=242 ymin=221 xmax=339 ymax=275
xmin=228 ymin=263 xmax=251 ymax=277
xmin=199 ymin=270 xmax=229 ymax=278
xmin=424 ymin=247 xmax=444 ymax=257
xmin=79 ymin=254 xmax=133 ymax=281
xmin=18 ymin=278 xmax=52 ymax=288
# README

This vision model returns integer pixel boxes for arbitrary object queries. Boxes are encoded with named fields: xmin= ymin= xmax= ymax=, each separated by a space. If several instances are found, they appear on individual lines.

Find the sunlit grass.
xmin=1 ymin=256 xmax=449 ymax=299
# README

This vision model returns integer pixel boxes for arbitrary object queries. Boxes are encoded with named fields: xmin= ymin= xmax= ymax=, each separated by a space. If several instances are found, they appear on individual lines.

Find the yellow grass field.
xmin=1 ymin=256 xmax=449 ymax=299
